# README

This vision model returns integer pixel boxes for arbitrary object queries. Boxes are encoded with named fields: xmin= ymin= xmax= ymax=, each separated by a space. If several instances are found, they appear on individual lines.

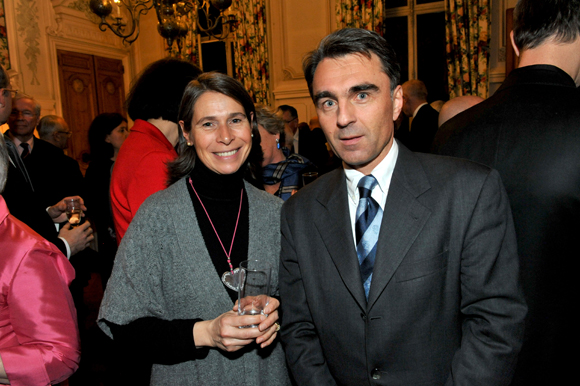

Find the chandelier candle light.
xmin=89 ymin=0 xmax=238 ymax=50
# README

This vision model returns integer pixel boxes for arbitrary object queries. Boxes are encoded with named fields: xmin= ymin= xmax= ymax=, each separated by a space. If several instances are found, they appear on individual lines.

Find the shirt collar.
xmin=7 ymin=133 xmax=35 ymax=154
xmin=413 ymin=102 xmax=428 ymax=118
xmin=344 ymin=140 xmax=399 ymax=207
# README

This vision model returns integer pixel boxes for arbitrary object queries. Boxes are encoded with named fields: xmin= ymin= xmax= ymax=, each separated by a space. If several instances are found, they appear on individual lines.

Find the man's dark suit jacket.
xmin=22 ymin=138 xmax=84 ymax=208
xmin=436 ymin=65 xmax=580 ymax=385
xmin=408 ymin=103 xmax=439 ymax=153
xmin=2 ymin=137 xmax=68 ymax=255
xmin=279 ymin=142 xmax=526 ymax=386
xmin=298 ymin=127 xmax=329 ymax=171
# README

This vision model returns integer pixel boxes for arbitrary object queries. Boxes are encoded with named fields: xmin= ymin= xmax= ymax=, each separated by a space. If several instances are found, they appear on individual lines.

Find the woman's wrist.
xmin=193 ymin=320 xmax=214 ymax=348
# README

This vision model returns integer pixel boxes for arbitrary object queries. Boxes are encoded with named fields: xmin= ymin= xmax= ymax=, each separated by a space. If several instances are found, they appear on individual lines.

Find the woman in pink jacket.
xmin=0 ymin=135 xmax=80 ymax=385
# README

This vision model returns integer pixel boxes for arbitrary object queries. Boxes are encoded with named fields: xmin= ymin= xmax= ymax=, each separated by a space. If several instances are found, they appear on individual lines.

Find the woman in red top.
xmin=110 ymin=58 xmax=202 ymax=243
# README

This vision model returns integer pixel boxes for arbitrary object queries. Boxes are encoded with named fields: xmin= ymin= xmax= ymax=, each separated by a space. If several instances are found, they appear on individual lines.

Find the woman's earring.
xmin=251 ymin=133 xmax=254 ymax=138
xmin=187 ymin=142 xmax=193 ymax=146
xmin=276 ymin=138 xmax=280 ymax=149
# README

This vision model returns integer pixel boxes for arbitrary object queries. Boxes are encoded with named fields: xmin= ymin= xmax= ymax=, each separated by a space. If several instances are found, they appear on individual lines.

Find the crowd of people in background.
xmin=0 ymin=0 xmax=578 ymax=384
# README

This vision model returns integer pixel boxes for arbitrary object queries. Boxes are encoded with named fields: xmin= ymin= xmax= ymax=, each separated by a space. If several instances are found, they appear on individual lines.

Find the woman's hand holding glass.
xmin=194 ymin=297 xmax=280 ymax=352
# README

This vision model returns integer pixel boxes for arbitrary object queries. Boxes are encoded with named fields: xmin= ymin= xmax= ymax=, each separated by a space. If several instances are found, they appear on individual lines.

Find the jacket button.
xmin=371 ymin=368 xmax=381 ymax=380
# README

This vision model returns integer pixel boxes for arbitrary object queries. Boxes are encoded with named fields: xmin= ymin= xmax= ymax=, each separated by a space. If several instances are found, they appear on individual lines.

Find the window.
xmin=384 ymin=0 xmax=448 ymax=101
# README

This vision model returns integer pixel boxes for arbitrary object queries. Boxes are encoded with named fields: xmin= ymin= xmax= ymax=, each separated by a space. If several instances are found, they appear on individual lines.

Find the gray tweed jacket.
xmin=98 ymin=178 xmax=290 ymax=385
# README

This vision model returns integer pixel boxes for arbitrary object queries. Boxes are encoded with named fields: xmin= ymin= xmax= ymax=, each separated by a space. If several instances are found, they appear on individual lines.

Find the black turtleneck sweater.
xmin=108 ymin=162 xmax=250 ymax=367
xmin=187 ymin=161 xmax=249 ymax=303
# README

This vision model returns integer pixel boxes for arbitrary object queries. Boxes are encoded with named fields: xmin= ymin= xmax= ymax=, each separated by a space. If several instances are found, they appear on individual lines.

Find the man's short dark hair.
xmin=513 ymin=0 xmax=580 ymax=50
xmin=126 ymin=58 xmax=202 ymax=123
xmin=277 ymin=105 xmax=297 ymax=120
xmin=303 ymin=28 xmax=400 ymax=98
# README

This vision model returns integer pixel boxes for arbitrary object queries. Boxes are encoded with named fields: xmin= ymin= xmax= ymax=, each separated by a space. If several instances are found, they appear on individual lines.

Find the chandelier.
xmin=89 ymin=0 xmax=238 ymax=50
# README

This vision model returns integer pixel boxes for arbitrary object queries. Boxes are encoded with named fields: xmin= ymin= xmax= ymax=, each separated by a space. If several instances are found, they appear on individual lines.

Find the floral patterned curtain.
xmin=445 ymin=0 xmax=490 ymax=98
xmin=167 ymin=1 xmax=269 ymax=105
xmin=336 ymin=0 xmax=384 ymax=34
xmin=0 ymin=0 xmax=11 ymax=68
xmin=231 ymin=0 xmax=269 ymax=105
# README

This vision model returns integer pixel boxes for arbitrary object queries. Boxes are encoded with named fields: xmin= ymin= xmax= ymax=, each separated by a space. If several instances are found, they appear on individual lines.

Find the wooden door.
xmin=94 ymin=56 xmax=125 ymax=115
xmin=57 ymin=50 xmax=125 ymax=172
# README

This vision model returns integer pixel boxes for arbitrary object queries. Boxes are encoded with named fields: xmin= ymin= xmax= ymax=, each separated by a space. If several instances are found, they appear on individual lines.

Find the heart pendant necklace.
xmin=189 ymin=178 xmax=243 ymax=291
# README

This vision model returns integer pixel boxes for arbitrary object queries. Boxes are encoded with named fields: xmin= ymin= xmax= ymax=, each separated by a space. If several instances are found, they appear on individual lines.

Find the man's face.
xmin=312 ymin=53 xmax=403 ymax=175
xmin=8 ymin=98 xmax=39 ymax=141
xmin=282 ymin=111 xmax=298 ymax=134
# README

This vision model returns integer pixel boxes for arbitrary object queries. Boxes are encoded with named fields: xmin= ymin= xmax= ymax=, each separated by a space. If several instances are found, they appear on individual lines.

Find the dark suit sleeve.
xmin=279 ymin=205 xmax=337 ymax=386
xmin=448 ymin=169 xmax=527 ymax=385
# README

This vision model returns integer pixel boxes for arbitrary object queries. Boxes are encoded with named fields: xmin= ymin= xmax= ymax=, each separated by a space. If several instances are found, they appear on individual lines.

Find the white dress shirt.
xmin=344 ymin=140 xmax=399 ymax=247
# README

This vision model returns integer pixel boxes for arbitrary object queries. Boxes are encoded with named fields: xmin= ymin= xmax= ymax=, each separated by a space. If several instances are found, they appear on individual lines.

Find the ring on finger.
xmin=275 ymin=323 xmax=281 ymax=332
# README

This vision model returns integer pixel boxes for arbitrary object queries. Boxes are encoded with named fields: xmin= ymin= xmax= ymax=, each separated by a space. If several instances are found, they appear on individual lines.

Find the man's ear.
xmin=510 ymin=30 xmax=520 ymax=57
xmin=392 ymin=85 xmax=403 ymax=121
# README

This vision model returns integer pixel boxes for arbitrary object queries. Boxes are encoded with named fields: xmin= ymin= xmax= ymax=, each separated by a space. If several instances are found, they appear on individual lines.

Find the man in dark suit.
xmin=401 ymin=79 xmax=439 ymax=152
xmin=3 ymin=92 xmax=93 ymax=258
xmin=6 ymin=98 xmax=84 ymax=208
xmin=279 ymin=28 xmax=526 ymax=385
xmin=436 ymin=1 xmax=580 ymax=384
xmin=279 ymin=104 xmax=328 ymax=169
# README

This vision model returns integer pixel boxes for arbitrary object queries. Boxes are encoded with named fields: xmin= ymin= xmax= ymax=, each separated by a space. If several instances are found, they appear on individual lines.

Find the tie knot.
xmin=358 ymin=175 xmax=378 ymax=198
xmin=20 ymin=143 xmax=30 ymax=159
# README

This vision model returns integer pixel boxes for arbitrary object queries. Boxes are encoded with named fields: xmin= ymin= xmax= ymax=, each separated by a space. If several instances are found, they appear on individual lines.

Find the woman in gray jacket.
xmin=98 ymin=73 xmax=290 ymax=385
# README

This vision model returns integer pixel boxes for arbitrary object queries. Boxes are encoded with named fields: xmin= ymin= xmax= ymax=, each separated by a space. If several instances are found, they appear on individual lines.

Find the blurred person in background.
xmin=110 ymin=58 xmax=202 ymax=243
xmin=257 ymin=105 xmax=315 ymax=200
xmin=85 ymin=112 xmax=128 ymax=287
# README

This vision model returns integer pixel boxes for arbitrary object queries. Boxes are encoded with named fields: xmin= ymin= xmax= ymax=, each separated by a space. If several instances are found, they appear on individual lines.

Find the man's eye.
xmin=322 ymin=100 xmax=335 ymax=108
xmin=357 ymin=92 xmax=369 ymax=100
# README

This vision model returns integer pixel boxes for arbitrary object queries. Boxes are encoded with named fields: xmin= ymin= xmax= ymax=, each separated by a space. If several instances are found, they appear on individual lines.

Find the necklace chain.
xmin=189 ymin=177 xmax=243 ymax=274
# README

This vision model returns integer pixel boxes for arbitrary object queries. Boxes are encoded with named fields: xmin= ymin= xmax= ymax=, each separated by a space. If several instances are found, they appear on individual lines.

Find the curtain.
xmin=445 ymin=0 xmax=490 ymax=98
xmin=166 ymin=1 xmax=269 ymax=105
xmin=336 ymin=0 xmax=384 ymax=34
xmin=231 ymin=0 xmax=269 ymax=105
xmin=0 ymin=0 xmax=11 ymax=69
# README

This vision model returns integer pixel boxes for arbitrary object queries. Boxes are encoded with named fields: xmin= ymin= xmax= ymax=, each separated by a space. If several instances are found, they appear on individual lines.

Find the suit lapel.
xmin=367 ymin=144 xmax=432 ymax=310
xmin=313 ymin=170 xmax=368 ymax=310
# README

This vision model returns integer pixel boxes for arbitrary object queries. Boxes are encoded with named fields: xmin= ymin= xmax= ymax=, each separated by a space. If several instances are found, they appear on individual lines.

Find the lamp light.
xmin=89 ymin=0 xmax=238 ymax=51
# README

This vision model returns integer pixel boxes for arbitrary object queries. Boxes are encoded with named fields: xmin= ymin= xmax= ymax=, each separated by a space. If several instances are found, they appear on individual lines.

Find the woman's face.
xmin=183 ymin=91 xmax=253 ymax=175
xmin=105 ymin=121 xmax=129 ymax=150
xmin=258 ymin=124 xmax=280 ymax=167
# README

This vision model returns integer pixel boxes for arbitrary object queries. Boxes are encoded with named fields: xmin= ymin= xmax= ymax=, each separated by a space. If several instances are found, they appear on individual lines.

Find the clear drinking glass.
xmin=65 ymin=198 xmax=83 ymax=228
xmin=238 ymin=259 xmax=271 ymax=328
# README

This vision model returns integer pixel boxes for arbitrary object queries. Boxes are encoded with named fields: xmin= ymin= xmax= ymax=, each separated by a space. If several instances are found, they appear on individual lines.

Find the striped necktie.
xmin=20 ymin=143 xmax=30 ymax=159
xmin=355 ymin=175 xmax=383 ymax=300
